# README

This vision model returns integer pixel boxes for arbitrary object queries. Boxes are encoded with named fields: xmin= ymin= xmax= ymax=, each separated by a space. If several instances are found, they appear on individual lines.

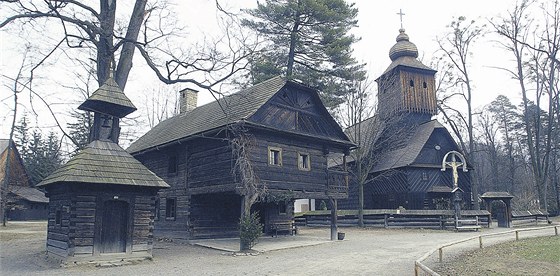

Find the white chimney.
xmin=179 ymin=88 xmax=198 ymax=114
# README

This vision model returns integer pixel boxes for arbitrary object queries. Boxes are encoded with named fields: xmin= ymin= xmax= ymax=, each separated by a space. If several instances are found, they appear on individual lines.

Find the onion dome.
xmin=389 ymin=28 xmax=419 ymax=61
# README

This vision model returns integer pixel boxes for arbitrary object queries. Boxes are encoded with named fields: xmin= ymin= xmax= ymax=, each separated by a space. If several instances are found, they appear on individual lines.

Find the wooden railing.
xmin=414 ymin=225 xmax=559 ymax=276
xmin=327 ymin=170 xmax=348 ymax=194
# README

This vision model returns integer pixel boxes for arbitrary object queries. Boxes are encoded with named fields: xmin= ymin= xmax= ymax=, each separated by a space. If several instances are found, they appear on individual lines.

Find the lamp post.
xmin=441 ymin=151 xmax=468 ymax=228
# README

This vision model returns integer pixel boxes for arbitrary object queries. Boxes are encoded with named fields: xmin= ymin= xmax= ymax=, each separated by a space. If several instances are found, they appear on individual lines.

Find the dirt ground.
xmin=1 ymin=221 xmax=558 ymax=276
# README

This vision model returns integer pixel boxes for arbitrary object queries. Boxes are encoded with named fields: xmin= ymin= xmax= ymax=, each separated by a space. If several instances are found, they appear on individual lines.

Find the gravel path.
xmin=1 ymin=222 xmax=557 ymax=276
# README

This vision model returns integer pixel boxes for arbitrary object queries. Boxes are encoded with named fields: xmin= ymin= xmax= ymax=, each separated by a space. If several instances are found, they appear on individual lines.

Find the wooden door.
xmin=100 ymin=200 xmax=128 ymax=253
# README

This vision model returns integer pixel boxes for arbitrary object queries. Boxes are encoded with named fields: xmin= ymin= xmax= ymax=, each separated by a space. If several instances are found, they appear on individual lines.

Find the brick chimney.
xmin=179 ymin=88 xmax=198 ymax=114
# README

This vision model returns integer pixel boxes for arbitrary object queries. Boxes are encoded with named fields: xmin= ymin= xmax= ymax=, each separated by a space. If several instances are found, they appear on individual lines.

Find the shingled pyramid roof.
xmin=128 ymin=76 xmax=288 ymax=154
xmin=37 ymin=140 xmax=169 ymax=188
xmin=78 ymin=77 xmax=137 ymax=118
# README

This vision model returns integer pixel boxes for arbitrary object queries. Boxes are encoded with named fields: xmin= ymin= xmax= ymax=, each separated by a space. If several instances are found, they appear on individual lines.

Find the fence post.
xmin=515 ymin=231 xmax=519 ymax=241
xmin=555 ymin=226 xmax=558 ymax=236
xmin=414 ymin=262 xmax=419 ymax=276
xmin=439 ymin=248 xmax=443 ymax=262
xmin=479 ymin=236 xmax=483 ymax=248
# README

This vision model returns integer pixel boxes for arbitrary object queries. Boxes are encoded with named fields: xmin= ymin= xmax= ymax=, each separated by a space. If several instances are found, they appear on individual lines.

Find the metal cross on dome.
xmin=397 ymin=9 xmax=406 ymax=29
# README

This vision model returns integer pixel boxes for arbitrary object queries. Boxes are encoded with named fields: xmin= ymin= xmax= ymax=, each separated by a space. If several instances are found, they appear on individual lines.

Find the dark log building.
xmin=38 ymin=77 xmax=169 ymax=262
xmin=128 ymin=76 xmax=354 ymax=239
xmin=341 ymin=29 xmax=473 ymax=210
xmin=1 ymin=139 xmax=48 ymax=220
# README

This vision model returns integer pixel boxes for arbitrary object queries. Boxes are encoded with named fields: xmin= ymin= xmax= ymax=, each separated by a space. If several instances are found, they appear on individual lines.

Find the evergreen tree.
xmin=242 ymin=0 xmax=366 ymax=109
xmin=14 ymin=117 xmax=63 ymax=186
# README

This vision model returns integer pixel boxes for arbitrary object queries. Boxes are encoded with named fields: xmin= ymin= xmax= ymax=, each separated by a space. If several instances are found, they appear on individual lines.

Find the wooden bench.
xmin=455 ymin=216 xmax=481 ymax=231
xmin=270 ymin=221 xmax=296 ymax=237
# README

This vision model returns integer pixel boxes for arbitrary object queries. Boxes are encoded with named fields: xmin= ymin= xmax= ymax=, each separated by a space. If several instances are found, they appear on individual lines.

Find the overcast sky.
xmin=0 ymin=0 xmax=528 ymax=145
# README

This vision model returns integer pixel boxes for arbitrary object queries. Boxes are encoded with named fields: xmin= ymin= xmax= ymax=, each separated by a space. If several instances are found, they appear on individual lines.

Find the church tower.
xmin=376 ymin=29 xmax=437 ymax=123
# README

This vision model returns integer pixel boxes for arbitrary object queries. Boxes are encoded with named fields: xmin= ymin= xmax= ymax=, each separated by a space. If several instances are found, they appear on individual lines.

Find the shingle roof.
xmin=9 ymin=186 xmax=48 ymax=203
xmin=127 ymin=76 xmax=288 ymax=154
xmin=37 ymin=140 xmax=169 ymax=188
xmin=78 ymin=77 xmax=137 ymax=118
xmin=371 ymin=120 xmax=445 ymax=172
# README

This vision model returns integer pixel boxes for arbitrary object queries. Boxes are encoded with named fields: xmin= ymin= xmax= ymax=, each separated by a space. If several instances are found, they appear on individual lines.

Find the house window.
xmin=55 ymin=209 xmax=62 ymax=225
xmin=165 ymin=198 xmax=177 ymax=220
xmin=168 ymin=155 xmax=178 ymax=174
xmin=268 ymin=147 xmax=282 ymax=166
xmin=278 ymin=202 xmax=287 ymax=215
xmin=422 ymin=172 xmax=429 ymax=181
xmin=298 ymin=152 xmax=311 ymax=171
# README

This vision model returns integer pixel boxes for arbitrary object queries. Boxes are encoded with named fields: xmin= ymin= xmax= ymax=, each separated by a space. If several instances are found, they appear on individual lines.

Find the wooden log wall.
xmin=249 ymin=132 xmax=330 ymax=196
xmin=46 ymin=184 xmax=158 ymax=259
xmin=46 ymin=189 xmax=71 ymax=258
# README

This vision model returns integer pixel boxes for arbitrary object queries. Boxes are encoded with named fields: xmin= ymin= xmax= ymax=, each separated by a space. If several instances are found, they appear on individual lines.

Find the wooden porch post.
xmin=330 ymin=198 xmax=337 ymax=241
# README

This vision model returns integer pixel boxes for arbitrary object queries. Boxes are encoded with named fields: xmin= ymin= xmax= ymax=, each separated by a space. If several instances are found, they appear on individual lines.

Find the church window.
xmin=423 ymin=82 xmax=427 ymax=88
xmin=268 ymin=147 xmax=282 ymax=166
xmin=409 ymin=80 xmax=414 ymax=87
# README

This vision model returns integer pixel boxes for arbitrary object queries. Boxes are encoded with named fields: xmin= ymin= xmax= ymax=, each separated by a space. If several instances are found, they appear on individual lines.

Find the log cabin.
xmin=1 ymin=139 xmax=48 ymax=220
xmin=128 ymin=76 xmax=354 ymax=239
xmin=37 ymin=77 xmax=169 ymax=262
xmin=340 ymin=29 xmax=473 ymax=211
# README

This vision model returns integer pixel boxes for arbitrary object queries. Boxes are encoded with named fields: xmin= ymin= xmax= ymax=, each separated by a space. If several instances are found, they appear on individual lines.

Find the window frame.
xmin=168 ymin=154 xmax=178 ymax=175
xmin=298 ymin=152 xmax=311 ymax=171
xmin=165 ymin=198 xmax=177 ymax=221
xmin=268 ymin=146 xmax=283 ymax=167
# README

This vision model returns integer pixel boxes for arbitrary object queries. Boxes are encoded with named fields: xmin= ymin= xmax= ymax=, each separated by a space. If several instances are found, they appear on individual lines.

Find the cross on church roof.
xmin=397 ymin=9 xmax=405 ymax=29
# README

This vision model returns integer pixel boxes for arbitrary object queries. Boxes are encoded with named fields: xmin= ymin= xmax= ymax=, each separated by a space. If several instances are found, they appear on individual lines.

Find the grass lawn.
xmin=437 ymin=235 xmax=560 ymax=276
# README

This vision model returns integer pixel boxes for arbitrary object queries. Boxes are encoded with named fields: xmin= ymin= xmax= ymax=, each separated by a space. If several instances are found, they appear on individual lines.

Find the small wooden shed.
xmin=37 ymin=77 xmax=169 ymax=262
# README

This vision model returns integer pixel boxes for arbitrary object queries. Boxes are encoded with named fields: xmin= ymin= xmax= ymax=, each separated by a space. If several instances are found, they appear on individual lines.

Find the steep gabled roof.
xmin=128 ymin=76 xmax=287 ymax=154
xmin=129 ymin=76 xmax=353 ymax=154
xmin=371 ymin=120 xmax=445 ymax=172
xmin=37 ymin=140 xmax=169 ymax=188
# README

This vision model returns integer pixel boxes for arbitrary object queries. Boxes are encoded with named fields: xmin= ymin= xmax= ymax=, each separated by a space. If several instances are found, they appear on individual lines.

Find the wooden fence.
xmin=414 ymin=225 xmax=559 ymax=276
xmin=295 ymin=209 xmax=491 ymax=230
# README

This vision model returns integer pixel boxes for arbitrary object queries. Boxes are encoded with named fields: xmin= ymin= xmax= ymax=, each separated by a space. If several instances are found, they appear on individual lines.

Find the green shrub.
xmin=239 ymin=212 xmax=263 ymax=250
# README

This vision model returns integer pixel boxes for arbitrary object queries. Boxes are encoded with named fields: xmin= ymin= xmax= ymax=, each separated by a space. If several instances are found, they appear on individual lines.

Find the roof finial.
xmin=397 ymin=9 xmax=406 ymax=29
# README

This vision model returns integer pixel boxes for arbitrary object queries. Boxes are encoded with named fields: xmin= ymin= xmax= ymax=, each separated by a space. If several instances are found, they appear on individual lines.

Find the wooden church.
xmin=341 ymin=29 xmax=472 ymax=210
xmin=128 ymin=76 xmax=354 ymax=239
xmin=38 ymin=77 xmax=169 ymax=262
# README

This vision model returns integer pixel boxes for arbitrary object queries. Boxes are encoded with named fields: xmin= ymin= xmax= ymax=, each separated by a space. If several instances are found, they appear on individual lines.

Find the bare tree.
xmin=1 ymin=49 xmax=31 ymax=226
xmin=490 ymin=0 xmax=559 ymax=211
xmin=337 ymin=77 xmax=375 ymax=227
xmin=1 ymin=0 xmax=257 ymax=99
xmin=436 ymin=16 xmax=485 ymax=209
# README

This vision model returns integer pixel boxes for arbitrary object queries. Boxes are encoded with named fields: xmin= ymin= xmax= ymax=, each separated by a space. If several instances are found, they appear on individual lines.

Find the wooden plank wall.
xmin=250 ymin=132 xmax=329 ymax=195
